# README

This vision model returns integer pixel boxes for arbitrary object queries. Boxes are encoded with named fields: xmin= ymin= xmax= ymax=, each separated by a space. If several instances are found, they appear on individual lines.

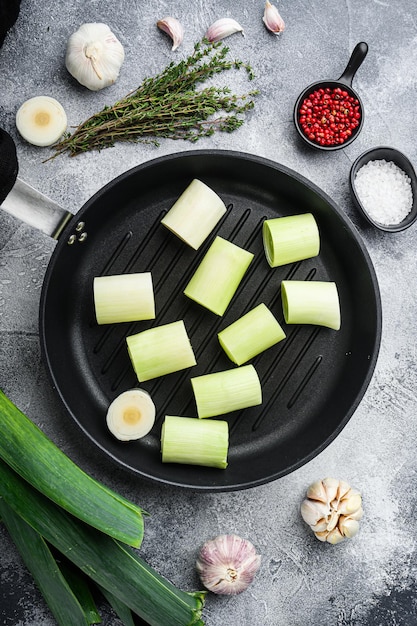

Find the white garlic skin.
xmin=65 ymin=23 xmax=125 ymax=91
xmin=301 ymin=478 xmax=363 ymax=544
xmin=157 ymin=16 xmax=184 ymax=51
xmin=196 ymin=534 xmax=261 ymax=595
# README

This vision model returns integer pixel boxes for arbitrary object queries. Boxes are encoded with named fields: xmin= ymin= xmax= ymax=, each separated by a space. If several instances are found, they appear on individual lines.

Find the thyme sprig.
xmin=51 ymin=40 xmax=258 ymax=158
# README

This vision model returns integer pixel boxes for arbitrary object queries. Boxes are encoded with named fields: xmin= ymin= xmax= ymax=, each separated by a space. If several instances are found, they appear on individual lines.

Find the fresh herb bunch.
xmin=52 ymin=40 xmax=258 ymax=158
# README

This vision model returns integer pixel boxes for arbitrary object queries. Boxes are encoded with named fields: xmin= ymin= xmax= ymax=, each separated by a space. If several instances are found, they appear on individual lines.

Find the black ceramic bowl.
xmin=350 ymin=146 xmax=417 ymax=232
xmin=294 ymin=42 xmax=368 ymax=151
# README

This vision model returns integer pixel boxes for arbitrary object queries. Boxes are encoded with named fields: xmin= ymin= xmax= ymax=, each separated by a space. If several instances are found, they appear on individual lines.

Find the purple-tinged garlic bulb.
xmin=300 ymin=477 xmax=363 ymax=544
xmin=196 ymin=534 xmax=261 ymax=595
xmin=263 ymin=1 xmax=285 ymax=35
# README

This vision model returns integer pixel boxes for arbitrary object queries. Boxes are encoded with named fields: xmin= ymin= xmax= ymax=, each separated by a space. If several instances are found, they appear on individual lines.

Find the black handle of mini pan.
xmin=337 ymin=42 xmax=368 ymax=87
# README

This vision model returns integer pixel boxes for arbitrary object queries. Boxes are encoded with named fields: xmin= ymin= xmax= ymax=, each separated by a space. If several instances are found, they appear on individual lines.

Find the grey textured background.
xmin=1 ymin=1 xmax=417 ymax=624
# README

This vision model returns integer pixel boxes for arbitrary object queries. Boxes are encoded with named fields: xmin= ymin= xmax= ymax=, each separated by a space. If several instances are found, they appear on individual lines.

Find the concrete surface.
xmin=1 ymin=1 xmax=417 ymax=624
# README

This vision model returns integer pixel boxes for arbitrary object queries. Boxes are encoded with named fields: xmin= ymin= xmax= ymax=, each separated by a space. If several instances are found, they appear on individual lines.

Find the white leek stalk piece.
xmin=218 ymin=303 xmax=286 ymax=365
xmin=191 ymin=364 xmax=262 ymax=418
xmin=281 ymin=280 xmax=341 ymax=330
xmin=93 ymin=273 xmax=155 ymax=325
xmin=263 ymin=213 xmax=320 ymax=267
xmin=126 ymin=320 xmax=196 ymax=382
xmin=161 ymin=415 xmax=228 ymax=469
xmin=184 ymin=236 xmax=254 ymax=316
xmin=161 ymin=179 xmax=227 ymax=250
xmin=106 ymin=389 xmax=156 ymax=441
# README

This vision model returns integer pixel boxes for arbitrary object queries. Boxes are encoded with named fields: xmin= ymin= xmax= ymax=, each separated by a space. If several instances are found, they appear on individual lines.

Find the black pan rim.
xmin=39 ymin=148 xmax=382 ymax=491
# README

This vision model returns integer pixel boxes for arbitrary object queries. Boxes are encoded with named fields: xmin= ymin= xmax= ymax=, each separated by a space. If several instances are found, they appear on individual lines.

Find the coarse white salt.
xmin=354 ymin=159 xmax=413 ymax=225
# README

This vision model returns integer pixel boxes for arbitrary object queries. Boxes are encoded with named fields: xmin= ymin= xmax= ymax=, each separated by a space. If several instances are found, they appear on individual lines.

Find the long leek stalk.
xmin=184 ymin=236 xmax=254 ymax=316
xmin=263 ymin=213 xmax=320 ymax=267
xmin=93 ymin=272 xmax=155 ymax=325
xmin=191 ymin=364 xmax=262 ymax=418
xmin=281 ymin=280 xmax=341 ymax=330
xmin=0 ymin=390 xmax=144 ymax=547
xmin=126 ymin=320 xmax=196 ymax=382
xmin=218 ymin=303 xmax=286 ymax=365
xmin=0 ymin=459 xmax=206 ymax=626
xmin=161 ymin=415 xmax=228 ymax=469
xmin=161 ymin=179 xmax=227 ymax=250
xmin=0 ymin=499 xmax=91 ymax=626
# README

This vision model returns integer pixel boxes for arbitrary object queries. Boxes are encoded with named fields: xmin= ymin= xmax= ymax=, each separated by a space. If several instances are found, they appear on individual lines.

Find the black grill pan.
xmin=38 ymin=150 xmax=382 ymax=491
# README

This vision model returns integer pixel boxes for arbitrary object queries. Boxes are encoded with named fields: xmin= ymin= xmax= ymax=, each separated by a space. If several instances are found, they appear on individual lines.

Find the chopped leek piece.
xmin=218 ymin=303 xmax=286 ymax=365
xmin=191 ymin=364 xmax=262 ymax=418
xmin=161 ymin=179 xmax=227 ymax=250
xmin=263 ymin=213 xmax=320 ymax=267
xmin=161 ymin=415 xmax=228 ymax=469
xmin=126 ymin=320 xmax=196 ymax=382
xmin=184 ymin=236 xmax=254 ymax=316
xmin=281 ymin=280 xmax=341 ymax=330
xmin=93 ymin=272 xmax=155 ymax=325
xmin=106 ymin=389 xmax=156 ymax=441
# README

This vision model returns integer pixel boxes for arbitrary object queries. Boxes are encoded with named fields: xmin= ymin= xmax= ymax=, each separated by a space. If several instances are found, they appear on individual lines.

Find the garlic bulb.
xmin=157 ymin=16 xmax=184 ymax=51
xmin=196 ymin=534 xmax=261 ymax=595
xmin=300 ymin=477 xmax=363 ymax=544
xmin=205 ymin=18 xmax=245 ymax=43
xmin=65 ymin=23 xmax=125 ymax=91
xmin=263 ymin=1 xmax=285 ymax=35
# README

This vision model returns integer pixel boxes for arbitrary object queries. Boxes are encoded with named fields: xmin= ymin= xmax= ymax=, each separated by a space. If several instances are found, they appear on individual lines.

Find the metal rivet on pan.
xmin=78 ymin=232 xmax=88 ymax=242
xmin=67 ymin=234 xmax=76 ymax=245
xmin=75 ymin=221 xmax=85 ymax=232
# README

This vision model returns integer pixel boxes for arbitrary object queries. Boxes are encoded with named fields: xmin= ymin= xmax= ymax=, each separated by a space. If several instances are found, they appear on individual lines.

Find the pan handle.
xmin=337 ymin=42 xmax=368 ymax=87
xmin=0 ymin=128 xmax=72 ymax=240
xmin=1 ymin=177 xmax=73 ymax=240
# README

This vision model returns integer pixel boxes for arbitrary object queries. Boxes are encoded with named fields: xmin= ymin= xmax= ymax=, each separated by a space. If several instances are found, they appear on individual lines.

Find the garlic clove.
xmin=339 ymin=516 xmax=360 ymax=539
xmin=326 ymin=509 xmax=340 ymax=532
xmin=326 ymin=527 xmax=345 ymax=545
xmin=310 ymin=519 xmax=328 ymax=533
xmin=314 ymin=530 xmax=329 ymax=542
xmin=263 ymin=1 xmax=285 ymax=35
xmin=338 ymin=491 xmax=362 ymax=516
xmin=306 ymin=479 xmax=328 ymax=503
xmin=300 ymin=499 xmax=330 ymax=527
xmin=16 ymin=96 xmax=67 ymax=147
xmin=196 ymin=534 xmax=261 ymax=595
xmin=346 ymin=505 xmax=364 ymax=521
xmin=65 ymin=23 xmax=125 ymax=91
xmin=337 ymin=479 xmax=352 ymax=501
xmin=157 ymin=16 xmax=184 ymax=51
xmin=322 ymin=477 xmax=340 ymax=504
xmin=205 ymin=18 xmax=245 ymax=43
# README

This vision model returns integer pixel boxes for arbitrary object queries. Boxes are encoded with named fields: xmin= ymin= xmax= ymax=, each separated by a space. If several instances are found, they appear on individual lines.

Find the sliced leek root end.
xmin=281 ymin=280 xmax=341 ymax=330
xmin=161 ymin=415 xmax=229 ymax=469
xmin=16 ymin=96 xmax=68 ymax=147
xmin=106 ymin=389 xmax=156 ymax=441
